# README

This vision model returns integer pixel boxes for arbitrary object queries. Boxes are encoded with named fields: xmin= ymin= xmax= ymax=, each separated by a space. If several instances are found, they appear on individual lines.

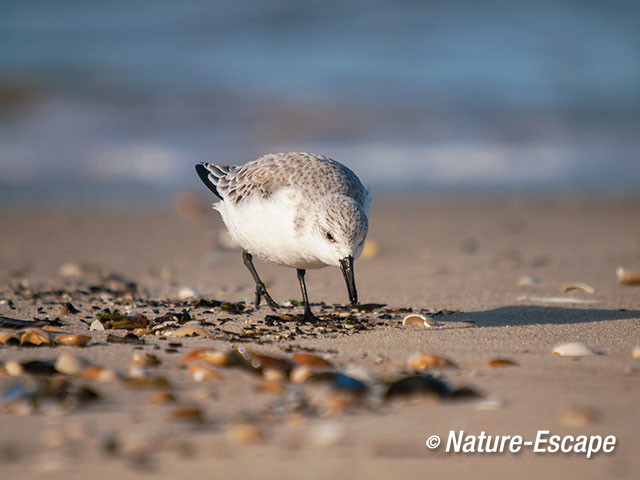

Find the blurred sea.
xmin=1 ymin=0 xmax=639 ymax=204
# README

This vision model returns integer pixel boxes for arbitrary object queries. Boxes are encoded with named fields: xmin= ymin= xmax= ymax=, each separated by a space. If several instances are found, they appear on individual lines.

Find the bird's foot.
xmin=302 ymin=306 xmax=319 ymax=324
xmin=255 ymin=283 xmax=279 ymax=312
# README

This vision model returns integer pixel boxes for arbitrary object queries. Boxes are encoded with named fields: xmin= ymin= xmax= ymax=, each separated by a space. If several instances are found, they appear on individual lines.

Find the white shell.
xmin=552 ymin=342 xmax=597 ymax=356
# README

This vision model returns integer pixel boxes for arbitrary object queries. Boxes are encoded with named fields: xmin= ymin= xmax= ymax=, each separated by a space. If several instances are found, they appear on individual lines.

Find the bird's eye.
xmin=326 ymin=232 xmax=335 ymax=242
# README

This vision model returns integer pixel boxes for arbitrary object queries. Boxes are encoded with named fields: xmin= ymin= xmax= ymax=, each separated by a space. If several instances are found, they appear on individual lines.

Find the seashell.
xmin=559 ymin=407 xmax=597 ymax=428
xmin=616 ymin=266 xmax=640 ymax=285
xmin=0 ymin=330 xmax=19 ymax=345
xmin=82 ymin=366 xmax=117 ymax=382
xmin=89 ymin=320 xmax=105 ymax=331
xmin=231 ymin=347 xmax=292 ymax=377
xmin=181 ymin=349 xmax=230 ymax=366
xmin=402 ymin=314 xmax=440 ymax=328
xmin=384 ymin=374 xmax=451 ymax=400
xmin=55 ymin=352 xmax=88 ymax=376
xmin=633 ymin=345 xmax=640 ymax=359
xmin=166 ymin=325 xmax=215 ymax=338
xmin=178 ymin=286 xmax=200 ymax=300
xmin=408 ymin=353 xmax=458 ymax=370
xmin=561 ymin=282 xmax=595 ymax=294
xmin=169 ymin=406 xmax=203 ymax=423
xmin=59 ymin=263 xmax=83 ymax=277
xmin=487 ymin=358 xmax=518 ymax=368
xmin=291 ymin=353 xmax=333 ymax=369
xmin=290 ymin=365 xmax=313 ymax=384
xmin=517 ymin=275 xmax=540 ymax=287
xmin=20 ymin=328 xmax=53 ymax=346
xmin=552 ymin=342 xmax=597 ymax=356
xmin=55 ymin=334 xmax=91 ymax=347
xmin=5 ymin=360 xmax=23 ymax=376
xmin=42 ymin=325 xmax=63 ymax=332
xmin=131 ymin=352 xmax=161 ymax=368
xmin=361 ymin=239 xmax=380 ymax=258
xmin=187 ymin=364 xmax=221 ymax=382
xmin=225 ymin=423 xmax=264 ymax=445
xmin=149 ymin=391 xmax=176 ymax=405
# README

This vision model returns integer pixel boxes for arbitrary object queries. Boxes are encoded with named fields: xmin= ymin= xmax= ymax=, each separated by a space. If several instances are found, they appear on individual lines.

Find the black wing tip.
xmin=195 ymin=163 xmax=222 ymax=200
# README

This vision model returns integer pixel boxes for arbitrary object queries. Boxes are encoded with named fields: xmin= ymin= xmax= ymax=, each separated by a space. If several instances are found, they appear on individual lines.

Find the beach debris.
xmin=354 ymin=303 xmax=387 ymax=312
xmin=559 ymin=407 xmax=597 ymax=428
xmin=82 ymin=366 xmax=117 ymax=383
xmin=0 ymin=315 xmax=51 ymax=330
xmin=178 ymin=286 xmax=200 ymax=300
xmin=517 ymin=295 xmax=597 ymax=305
xmin=181 ymin=348 xmax=232 ymax=367
xmin=90 ymin=320 xmax=105 ymax=331
xmin=561 ymin=282 xmax=595 ymax=294
xmin=169 ymin=406 xmax=204 ymax=424
xmin=517 ymin=275 xmax=540 ymax=287
xmin=552 ymin=342 xmax=598 ymax=356
xmin=106 ymin=333 xmax=144 ymax=345
xmin=123 ymin=375 xmax=171 ymax=390
xmin=187 ymin=364 xmax=221 ymax=382
xmin=5 ymin=360 xmax=25 ymax=376
xmin=97 ymin=310 xmax=148 ymax=330
xmin=129 ymin=352 xmax=161 ymax=379
xmin=166 ymin=325 xmax=215 ymax=339
xmin=0 ymin=330 xmax=19 ymax=345
xmin=55 ymin=334 xmax=91 ymax=347
xmin=58 ymin=262 xmax=83 ymax=277
xmin=226 ymin=423 xmax=264 ymax=445
xmin=233 ymin=347 xmax=292 ymax=380
xmin=408 ymin=353 xmax=457 ymax=370
xmin=633 ymin=345 xmax=640 ymax=359
xmin=616 ymin=266 xmax=640 ymax=286
xmin=292 ymin=352 xmax=333 ymax=369
xmin=20 ymin=328 xmax=53 ymax=346
xmin=55 ymin=352 xmax=89 ymax=376
xmin=149 ymin=391 xmax=176 ymax=405
xmin=474 ymin=394 xmax=505 ymax=410
xmin=385 ymin=374 xmax=451 ymax=400
xmin=487 ymin=358 xmax=518 ymax=368
xmin=450 ymin=386 xmax=483 ymax=400
xmin=402 ymin=314 xmax=440 ymax=328
xmin=309 ymin=422 xmax=346 ymax=447
xmin=361 ymin=239 xmax=381 ymax=258
xmin=59 ymin=302 xmax=80 ymax=315
xmin=3 ymin=378 xmax=99 ymax=416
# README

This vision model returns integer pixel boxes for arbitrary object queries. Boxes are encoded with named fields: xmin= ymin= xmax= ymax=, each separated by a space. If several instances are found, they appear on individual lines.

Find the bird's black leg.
xmin=296 ymin=269 xmax=319 ymax=323
xmin=242 ymin=250 xmax=279 ymax=311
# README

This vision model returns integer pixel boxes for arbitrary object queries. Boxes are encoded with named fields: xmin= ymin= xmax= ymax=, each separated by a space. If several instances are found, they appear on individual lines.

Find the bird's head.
xmin=311 ymin=195 xmax=368 ymax=304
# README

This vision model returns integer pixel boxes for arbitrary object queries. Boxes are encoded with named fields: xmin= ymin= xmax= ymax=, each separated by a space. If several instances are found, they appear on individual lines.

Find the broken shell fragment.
xmin=82 ymin=366 xmax=117 ymax=382
xmin=187 ymin=364 xmax=221 ymax=382
xmin=616 ymin=267 xmax=640 ymax=286
xmin=55 ymin=352 xmax=88 ymax=376
xmin=559 ymin=407 xmax=597 ymax=428
xmin=226 ymin=423 xmax=264 ymax=445
xmin=181 ymin=349 xmax=230 ymax=366
xmin=232 ymin=347 xmax=292 ymax=378
xmin=20 ymin=328 xmax=52 ymax=346
xmin=5 ymin=360 xmax=23 ymax=376
xmin=167 ymin=326 xmax=215 ymax=339
xmin=402 ymin=314 xmax=439 ymax=328
xmin=487 ymin=358 xmax=518 ymax=368
xmin=55 ymin=334 xmax=91 ymax=347
xmin=408 ymin=353 xmax=458 ymax=370
xmin=89 ymin=320 xmax=105 ymax=331
xmin=385 ymin=374 xmax=451 ymax=400
xmin=0 ymin=330 xmax=19 ymax=345
xmin=291 ymin=353 xmax=333 ymax=369
xmin=633 ymin=345 xmax=640 ymax=359
xmin=561 ymin=282 xmax=595 ymax=294
xmin=552 ymin=342 xmax=597 ymax=356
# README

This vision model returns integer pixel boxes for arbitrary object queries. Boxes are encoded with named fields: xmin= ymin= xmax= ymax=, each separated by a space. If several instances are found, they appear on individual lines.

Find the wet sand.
xmin=1 ymin=194 xmax=639 ymax=479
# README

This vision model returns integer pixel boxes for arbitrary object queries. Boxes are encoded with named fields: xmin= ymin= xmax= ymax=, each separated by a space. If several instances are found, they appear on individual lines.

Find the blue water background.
xmin=1 ymin=0 xmax=639 ymax=203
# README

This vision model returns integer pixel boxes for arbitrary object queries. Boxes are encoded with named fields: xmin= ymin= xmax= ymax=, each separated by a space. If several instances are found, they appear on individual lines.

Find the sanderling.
xmin=195 ymin=152 xmax=371 ymax=322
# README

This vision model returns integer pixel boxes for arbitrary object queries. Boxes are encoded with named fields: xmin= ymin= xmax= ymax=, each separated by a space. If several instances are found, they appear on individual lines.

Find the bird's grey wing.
xmin=195 ymin=163 xmax=233 ymax=200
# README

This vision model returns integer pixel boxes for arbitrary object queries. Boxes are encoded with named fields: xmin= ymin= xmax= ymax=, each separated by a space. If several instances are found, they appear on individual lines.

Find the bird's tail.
xmin=195 ymin=163 xmax=232 ymax=200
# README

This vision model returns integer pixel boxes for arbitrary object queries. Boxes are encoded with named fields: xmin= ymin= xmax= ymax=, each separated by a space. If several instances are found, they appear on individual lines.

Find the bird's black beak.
xmin=339 ymin=255 xmax=358 ymax=305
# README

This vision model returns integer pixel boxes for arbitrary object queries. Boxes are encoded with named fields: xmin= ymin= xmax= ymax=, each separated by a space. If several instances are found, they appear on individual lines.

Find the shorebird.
xmin=195 ymin=152 xmax=371 ymax=322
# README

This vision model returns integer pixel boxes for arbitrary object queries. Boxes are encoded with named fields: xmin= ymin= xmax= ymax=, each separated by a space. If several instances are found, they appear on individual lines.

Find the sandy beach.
xmin=1 ymin=194 xmax=639 ymax=479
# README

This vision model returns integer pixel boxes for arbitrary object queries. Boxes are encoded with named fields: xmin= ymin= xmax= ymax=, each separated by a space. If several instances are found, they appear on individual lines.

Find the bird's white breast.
xmin=216 ymin=188 xmax=329 ymax=270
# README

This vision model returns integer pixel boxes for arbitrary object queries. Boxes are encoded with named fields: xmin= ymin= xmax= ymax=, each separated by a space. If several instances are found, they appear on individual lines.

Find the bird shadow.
xmin=448 ymin=305 xmax=640 ymax=328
